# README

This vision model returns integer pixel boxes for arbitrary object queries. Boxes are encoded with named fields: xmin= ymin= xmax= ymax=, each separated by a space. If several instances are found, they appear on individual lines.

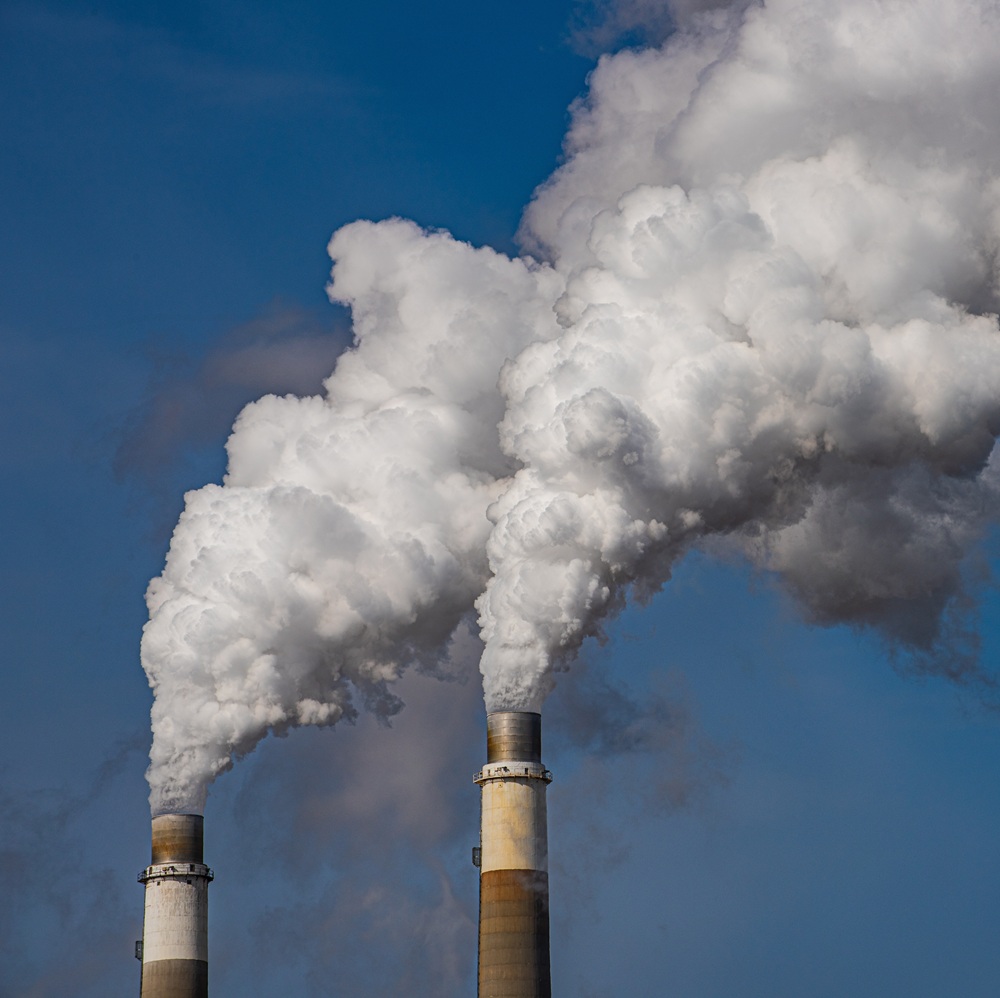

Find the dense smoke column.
xmin=140 ymin=0 xmax=1000 ymax=918
xmin=141 ymin=219 xmax=563 ymax=815
xmin=475 ymin=712 xmax=552 ymax=998
xmin=138 ymin=814 xmax=212 ymax=998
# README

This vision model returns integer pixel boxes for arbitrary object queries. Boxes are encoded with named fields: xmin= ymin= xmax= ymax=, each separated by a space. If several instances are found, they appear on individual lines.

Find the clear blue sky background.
xmin=2 ymin=2 xmax=1000 ymax=995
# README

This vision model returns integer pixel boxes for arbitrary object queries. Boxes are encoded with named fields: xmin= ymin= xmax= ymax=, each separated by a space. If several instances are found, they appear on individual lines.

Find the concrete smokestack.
xmin=138 ymin=813 xmax=213 ymax=997
xmin=475 ymin=711 xmax=552 ymax=998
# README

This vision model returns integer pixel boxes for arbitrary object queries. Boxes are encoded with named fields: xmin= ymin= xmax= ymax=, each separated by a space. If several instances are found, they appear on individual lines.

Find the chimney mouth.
xmin=486 ymin=710 xmax=542 ymax=764
xmin=151 ymin=812 xmax=204 ymax=865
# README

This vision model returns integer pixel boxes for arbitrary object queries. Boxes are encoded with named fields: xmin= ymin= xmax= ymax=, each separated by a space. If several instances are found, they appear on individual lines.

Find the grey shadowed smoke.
xmin=545 ymin=654 xmax=732 ymax=883
xmin=547 ymin=655 xmax=731 ymax=809
xmin=0 ymin=732 xmax=146 ymax=997
xmin=213 ymin=668 xmax=483 ymax=996
xmin=569 ymin=0 xmax=752 ymax=55
xmin=115 ymin=301 xmax=351 ymax=496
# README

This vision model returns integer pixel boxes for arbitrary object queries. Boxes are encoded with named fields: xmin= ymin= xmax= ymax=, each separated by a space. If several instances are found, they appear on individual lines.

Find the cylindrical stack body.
xmin=475 ymin=711 xmax=552 ymax=998
xmin=138 ymin=813 xmax=213 ymax=997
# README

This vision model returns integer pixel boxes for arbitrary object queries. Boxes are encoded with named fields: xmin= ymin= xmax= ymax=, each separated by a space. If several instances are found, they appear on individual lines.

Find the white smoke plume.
xmin=144 ymin=0 xmax=1000 ymax=812
xmin=143 ymin=223 xmax=561 ymax=812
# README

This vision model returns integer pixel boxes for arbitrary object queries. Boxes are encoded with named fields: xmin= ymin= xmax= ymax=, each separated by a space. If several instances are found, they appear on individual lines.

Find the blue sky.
xmin=3 ymin=1 xmax=1000 ymax=996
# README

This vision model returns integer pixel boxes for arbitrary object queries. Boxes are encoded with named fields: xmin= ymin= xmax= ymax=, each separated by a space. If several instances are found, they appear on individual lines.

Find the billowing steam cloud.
xmin=143 ymin=227 xmax=561 ymax=812
xmin=144 ymin=0 xmax=1000 ymax=813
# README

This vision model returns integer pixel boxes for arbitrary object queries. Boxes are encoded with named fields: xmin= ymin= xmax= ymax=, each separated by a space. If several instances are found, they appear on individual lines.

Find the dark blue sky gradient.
xmin=2 ymin=2 xmax=1000 ymax=995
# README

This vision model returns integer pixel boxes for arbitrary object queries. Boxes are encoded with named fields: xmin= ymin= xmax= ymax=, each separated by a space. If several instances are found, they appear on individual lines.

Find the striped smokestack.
xmin=475 ymin=711 xmax=552 ymax=998
xmin=138 ymin=813 xmax=213 ymax=997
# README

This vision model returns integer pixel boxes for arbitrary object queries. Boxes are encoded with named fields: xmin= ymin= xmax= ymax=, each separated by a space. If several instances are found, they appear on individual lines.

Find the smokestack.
xmin=137 ymin=813 xmax=213 ymax=997
xmin=475 ymin=711 xmax=552 ymax=998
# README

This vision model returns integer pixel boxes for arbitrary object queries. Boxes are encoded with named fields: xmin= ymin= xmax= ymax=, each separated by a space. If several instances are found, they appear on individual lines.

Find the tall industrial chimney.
xmin=475 ymin=711 xmax=552 ymax=998
xmin=138 ymin=813 xmax=213 ymax=997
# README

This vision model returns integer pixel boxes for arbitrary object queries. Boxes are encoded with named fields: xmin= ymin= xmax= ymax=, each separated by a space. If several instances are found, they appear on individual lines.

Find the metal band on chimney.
xmin=139 ymin=813 xmax=212 ymax=998
xmin=475 ymin=711 xmax=552 ymax=998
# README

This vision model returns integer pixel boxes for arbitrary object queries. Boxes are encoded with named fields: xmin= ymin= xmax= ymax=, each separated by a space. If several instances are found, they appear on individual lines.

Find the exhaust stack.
xmin=138 ymin=813 xmax=213 ymax=997
xmin=475 ymin=711 xmax=552 ymax=998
